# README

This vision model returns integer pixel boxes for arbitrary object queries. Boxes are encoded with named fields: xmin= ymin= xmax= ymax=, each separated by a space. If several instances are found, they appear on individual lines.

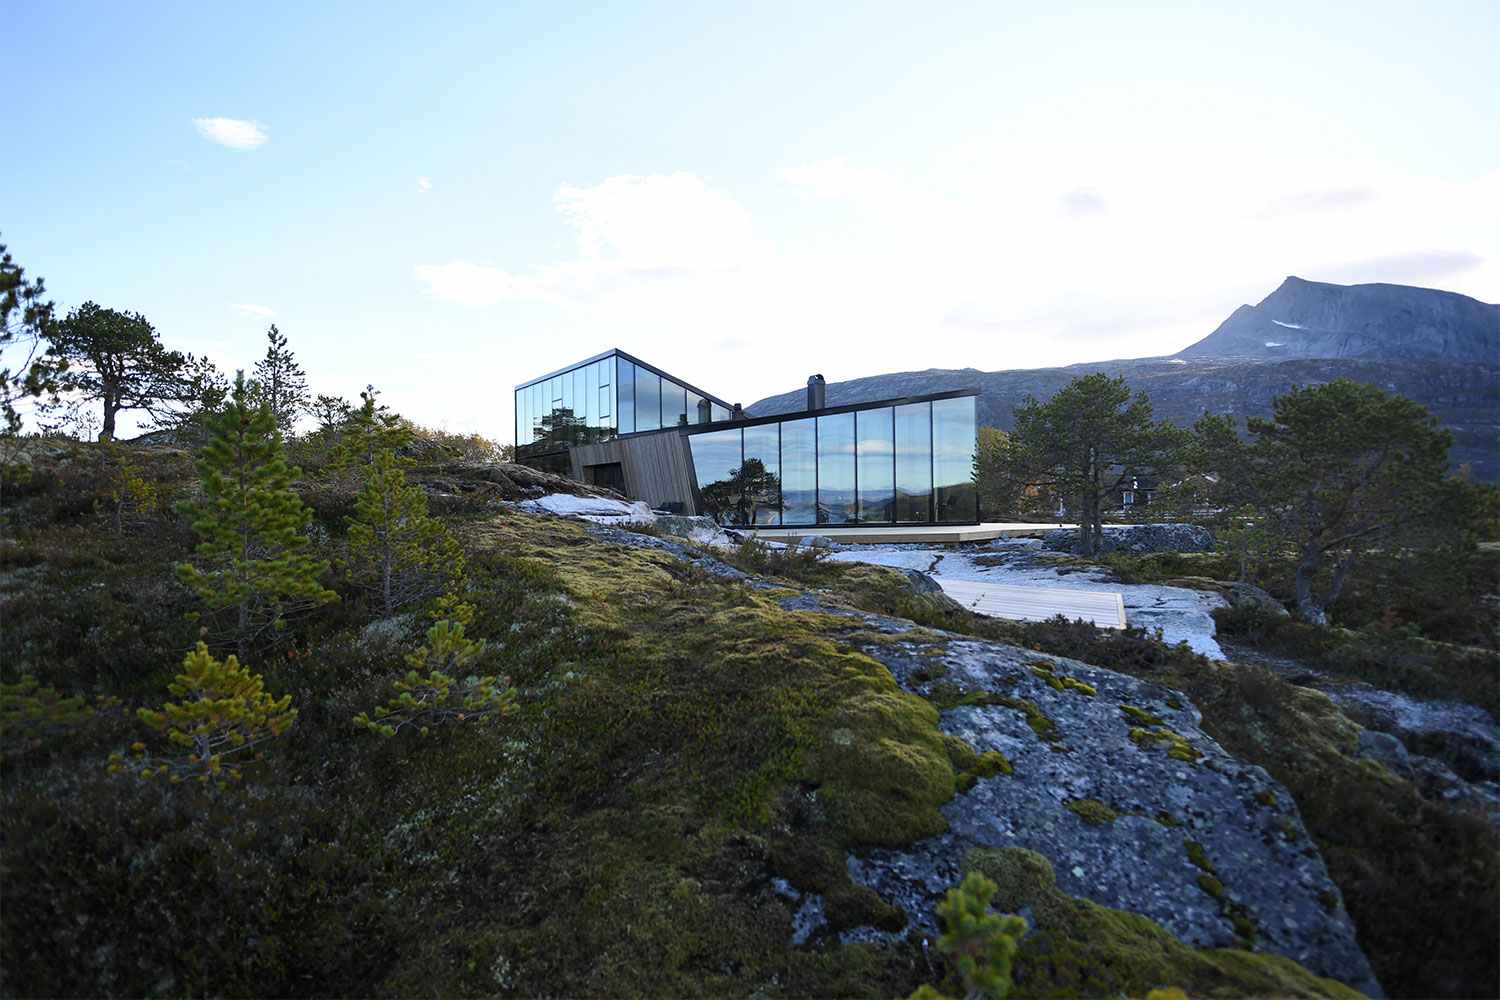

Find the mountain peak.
xmin=1177 ymin=277 xmax=1498 ymax=362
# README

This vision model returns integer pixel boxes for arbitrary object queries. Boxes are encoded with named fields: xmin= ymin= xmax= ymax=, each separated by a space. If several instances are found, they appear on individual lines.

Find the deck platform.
xmin=742 ymin=522 xmax=1070 ymax=545
xmin=934 ymin=578 xmax=1127 ymax=629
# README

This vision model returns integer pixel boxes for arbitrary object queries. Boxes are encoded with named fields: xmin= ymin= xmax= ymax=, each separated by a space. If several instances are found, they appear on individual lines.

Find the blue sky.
xmin=3 ymin=0 xmax=1496 ymax=440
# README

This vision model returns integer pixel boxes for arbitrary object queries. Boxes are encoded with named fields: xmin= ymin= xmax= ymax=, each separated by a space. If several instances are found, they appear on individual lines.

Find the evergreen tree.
xmin=176 ymin=372 xmax=337 ymax=660
xmin=250 ymin=324 xmax=309 ymax=435
xmin=124 ymin=642 xmax=297 ymax=783
xmin=47 ymin=302 xmax=202 ymax=440
xmin=1007 ymin=373 xmax=1184 ymax=557
xmin=1207 ymin=378 xmax=1453 ymax=624
xmin=345 ymin=436 xmax=467 ymax=618
xmin=323 ymin=386 xmax=412 ymax=491
xmin=0 ymin=240 xmax=64 ymax=438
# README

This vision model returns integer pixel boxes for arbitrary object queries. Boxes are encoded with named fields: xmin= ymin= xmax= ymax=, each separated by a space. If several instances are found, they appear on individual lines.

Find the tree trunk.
xmin=1294 ymin=551 xmax=1325 ymax=624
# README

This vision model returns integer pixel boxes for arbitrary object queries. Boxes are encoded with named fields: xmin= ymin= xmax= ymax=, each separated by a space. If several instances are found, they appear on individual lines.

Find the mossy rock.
xmin=963 ymin=848 xmax=1366 ymax=999
xmin=1066 ymin=798 xmax=1119 ymax=826
xmin=824 ymin=883 xmax=907 ymax=933
xmin=811 ymin=689 xmax=958 ymax=847
xmin=771 ymin=835 xmax=847 ymax=894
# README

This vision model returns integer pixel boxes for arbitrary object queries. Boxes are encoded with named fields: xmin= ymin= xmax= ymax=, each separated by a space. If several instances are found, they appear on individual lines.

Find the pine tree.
xmin=123 ymin=642 xmax=297 ymax=783
xmin=1007 ymin=373 xmax=1185 ymax=557
xmin=176 ymin=372 xmax=337 ymax=660
xmin=323 ymin=386 xmax=412 ymax=492
xmin=250 ymin=324 xmax=309 ymax=435
xmin=345 ymin=438 xmax=467 ymax=618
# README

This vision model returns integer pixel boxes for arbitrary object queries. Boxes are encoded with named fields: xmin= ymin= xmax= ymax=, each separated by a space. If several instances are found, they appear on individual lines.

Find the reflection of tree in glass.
xmin=535 ymin=407 xmax=590 ymax=445
xmin=699 ymin=459 xmax=785 ymax=526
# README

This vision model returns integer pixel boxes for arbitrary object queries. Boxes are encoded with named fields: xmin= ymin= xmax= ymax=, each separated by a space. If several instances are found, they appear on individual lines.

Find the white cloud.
xmin=415 ymin=158 xmax=1500 ymax=406
xmin=230 ymin=303 xmax=276 ymax=319
xmin=413 ymin=261 xmax=519 ymax=307
xmin=192 ymin=117 xmax=268 ymax=149
xmin=417 ymin=176 xmax=431 ymax=194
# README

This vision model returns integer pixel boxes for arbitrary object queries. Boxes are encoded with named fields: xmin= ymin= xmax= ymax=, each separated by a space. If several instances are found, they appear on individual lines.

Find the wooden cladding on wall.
xmin=571 ymin=430 xmax=697 ymax=510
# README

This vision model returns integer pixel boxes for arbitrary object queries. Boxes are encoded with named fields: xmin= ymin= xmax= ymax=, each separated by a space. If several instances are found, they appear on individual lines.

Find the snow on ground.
xmin=518 ymin=493 xmax=657 ymax=523
xmin=827 ymin=543 xmax=1227 ymax=658
xmin=1271 ymin=319 xmax=1305 ymax=329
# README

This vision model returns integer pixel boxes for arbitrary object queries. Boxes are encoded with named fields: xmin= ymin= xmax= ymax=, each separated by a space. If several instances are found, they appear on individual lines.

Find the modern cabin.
xmin=515 ymin=349 xmax=979 ymax=528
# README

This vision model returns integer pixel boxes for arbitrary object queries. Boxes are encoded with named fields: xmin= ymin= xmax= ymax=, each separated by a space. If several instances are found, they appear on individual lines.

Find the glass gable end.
xmin=688 ymin=392 xmax=977 ymax=527
xmin=515 ymin=350 xmax=735 ymax=457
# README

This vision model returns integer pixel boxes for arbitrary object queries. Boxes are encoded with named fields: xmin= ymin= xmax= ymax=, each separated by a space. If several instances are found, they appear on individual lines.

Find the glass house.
xmin=514 ymin=349 xmax=735 ymax=478
xmin=515 ymin=349 xmax=979 ymax=527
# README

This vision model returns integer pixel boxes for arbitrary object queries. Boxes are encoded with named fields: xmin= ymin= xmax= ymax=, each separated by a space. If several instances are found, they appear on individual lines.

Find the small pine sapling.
xmin=912 ymin=871 xmax=1028 ymax=1000
xmin=1 ymin=676 xmax=95 ymax=757
xmin=119 ymin=642 xmax=297 ymax=783
xmin=345 ymin=433 xmax=468 ymax=619
xmin=353 ymin=621 xmax=514 ymax=738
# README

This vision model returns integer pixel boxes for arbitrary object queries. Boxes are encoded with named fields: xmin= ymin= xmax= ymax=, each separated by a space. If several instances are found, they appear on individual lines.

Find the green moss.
xmin=1119 ymin=703 xmax=1164 ymax=727
xmin=1253 ymin=789 xmax=1278 ymax=808
xmin=963 ymin=848 xmax=1363 ymax=999
xmin=1316 ymin=891 xmax=1339 ymax=913
xmin=771 ymin=835 xmax=848 ymax=893
xmin=987 ymin=695 xmax=1062 ymax=745
xmin=1197 ymin=874 xmax=1225 ymax=900
xmin=1130 ymin=725 xmax=1201 ymax=764
xmin=955 ymin=771 xmax=979 ymax=793
xmin=824 ymin=884 xmax=907 ymax=933
xmin=1061 ymin=677 xmax=1097 ymax=696
xmin=1065 ymin=798 xmax=1119 ymax=825
xmin=1032 ymin=666 xmax=1066 ymax=691
xmin=973 ymin=750 xmax=1013 ymax=777
xmin=1184 ymin=840 xmax=1212 ymax=872
xmin=1234 ymin=915 xmax=1257 ymax=943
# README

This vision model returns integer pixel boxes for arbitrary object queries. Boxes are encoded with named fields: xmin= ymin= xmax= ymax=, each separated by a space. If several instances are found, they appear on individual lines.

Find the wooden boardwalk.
xmin=935 ymin=579 xmax=1127 ymax=630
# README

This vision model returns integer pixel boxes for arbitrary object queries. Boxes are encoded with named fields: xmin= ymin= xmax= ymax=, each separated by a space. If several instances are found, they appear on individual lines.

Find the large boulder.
xmin=1043 ymin=523 xmax=1217 ymax=555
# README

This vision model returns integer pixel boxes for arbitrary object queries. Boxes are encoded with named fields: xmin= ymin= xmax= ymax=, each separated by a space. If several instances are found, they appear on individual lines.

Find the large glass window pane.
xmin=817 ymin=412 xmax=856 ymax=524
xmin=894 ymin=401 xmax=932 ymax=523
xmin=514 ymin=389 xmax=524 ymax=447
xmin=779 ymin=417 xmax=817 ymax=525
xmin=686 ymin=390 xmax=706 ymax=426
xmin=689 ymin=428 xmax=743 ymax=526
xmin=584 ymin=363 xmax=598 ymax=441
xmin=856 ymin=407 xmax=895 ymax=523
xmin=711 ymin=402 xmax=731 ymax=423
xmin=933 ymin=396 xmax=978 ymax=523
xmin=561 ymin=367 xmax=574 ymax=420
xmin=531 ymin=383 xmax=545 ymax=443
xmin=616 ymin=359 xmax=635 ymax=435
xmin=663 ymin=380 xmax=687 ymax=427
xmin=741 ymin=423 xmax=782 ymax=525
xmin=635 ymin=367 xmax=661 ymax=433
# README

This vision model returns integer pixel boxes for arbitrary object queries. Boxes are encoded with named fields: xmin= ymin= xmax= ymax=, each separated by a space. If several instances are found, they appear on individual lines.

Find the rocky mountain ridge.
xmin=746 ymin=278 xmax=1500 ymax=479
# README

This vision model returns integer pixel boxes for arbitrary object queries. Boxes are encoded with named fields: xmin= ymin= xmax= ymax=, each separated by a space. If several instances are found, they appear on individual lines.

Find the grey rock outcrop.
xmin=1042 ymin=523 xmax=1217 ymax=554
xmin=841 ymin=634 xmax=1384 ymax=997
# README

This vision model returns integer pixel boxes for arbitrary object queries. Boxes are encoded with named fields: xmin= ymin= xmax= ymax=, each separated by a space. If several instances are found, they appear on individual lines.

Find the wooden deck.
xmin=743 ymin=522 xmax=1071 ymax=544
xmin=935 ymin=578 xmax=1127 ymax=629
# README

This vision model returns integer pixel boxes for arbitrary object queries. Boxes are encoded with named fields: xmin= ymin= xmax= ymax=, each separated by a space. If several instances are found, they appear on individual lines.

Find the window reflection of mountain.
xmin=699 ymin=459 xmax=786 ymax=526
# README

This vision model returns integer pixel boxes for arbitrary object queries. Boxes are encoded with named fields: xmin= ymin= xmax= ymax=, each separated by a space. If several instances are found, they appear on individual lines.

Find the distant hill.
xmin=746 ymin=278 xmax=1500 ymax=480
xmin=1176 ymin=276 xmax=1498 ymax=362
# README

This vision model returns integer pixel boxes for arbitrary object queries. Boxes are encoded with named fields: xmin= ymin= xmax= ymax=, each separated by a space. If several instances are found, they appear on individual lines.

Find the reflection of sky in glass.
xmin=689 ymin=428 xmax=742 ymax=488
xmin=635 ymin=367 xmax=661 ymax=432
xmin=617 ymin=359 xmax=635 ymax=433
xmin=817 ymin=413 xmax=855 ymax=492
xmin=780 ymin=417 xmax=816 ymax=523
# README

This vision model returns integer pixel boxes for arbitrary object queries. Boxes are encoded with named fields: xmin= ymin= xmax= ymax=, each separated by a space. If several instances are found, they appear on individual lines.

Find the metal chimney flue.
xmin=807 ymin=374 xmax=826 ymax=411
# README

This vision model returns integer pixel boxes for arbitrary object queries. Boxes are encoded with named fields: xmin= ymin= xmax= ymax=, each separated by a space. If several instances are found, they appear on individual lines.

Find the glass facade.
xmin=515 ymin=350 xmax=733 ymax=457
xmin=689 ymin=393 xmax=977 ymax=527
